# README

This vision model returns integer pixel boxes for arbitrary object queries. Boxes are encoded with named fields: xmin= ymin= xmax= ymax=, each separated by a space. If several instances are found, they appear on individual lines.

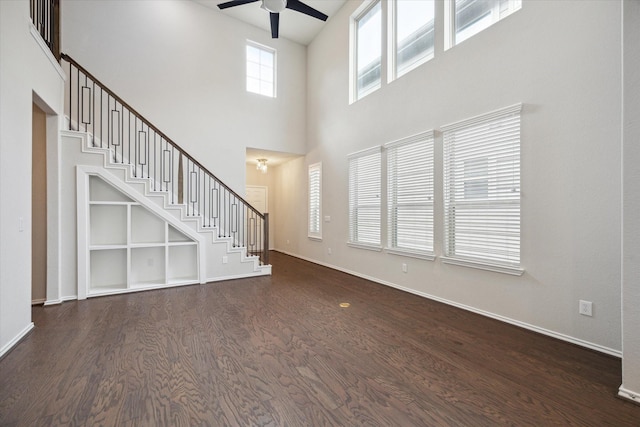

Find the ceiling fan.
xmin=217 ymin=0 xmax=328 ymax=39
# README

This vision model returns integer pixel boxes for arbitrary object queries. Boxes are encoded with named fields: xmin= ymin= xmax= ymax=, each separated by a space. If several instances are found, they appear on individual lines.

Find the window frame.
xmin=441 ymin=103 xmax=524 ymax=276
xmin=246 ymin=40 xmax=277 ymax=98
xmin=308 ymin=162 xmax=322 ymax=240
xmin=387 ymin=0 xmax=436 ymax=82
xmin=444 ymin=0 xmax=522 ymax=50
xmin=348 ymin=146 xmax=383 ymax=250
xmin=385 ymin=130 xmax=435 ymax=260
xmin=349 ymin=0 xmax=383 ymax=104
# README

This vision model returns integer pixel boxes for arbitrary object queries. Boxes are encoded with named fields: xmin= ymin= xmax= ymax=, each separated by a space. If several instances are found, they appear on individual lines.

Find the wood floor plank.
xmin=1 ymin=251 xmax=639 ymax=426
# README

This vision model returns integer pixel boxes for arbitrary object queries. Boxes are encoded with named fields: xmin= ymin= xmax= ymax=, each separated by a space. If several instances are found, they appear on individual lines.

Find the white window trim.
xmin=246 ymin=40 xmax=277 ymax=98
xmin=384 ymin=130 xmax=435 ymax=260
xmin=308 ymin=162 xmax=322 ymax=240
xmin=387 ymin=0 xmax=435 ymax=83
xmin=347 ymin=146 xmax=383 ymax=250
xmin=444 ymin=0 xmax=522 ymax=51
xmin=441 ymin=103 xmax=524 ymax=275
xmin=441 ymin=256 xmax=524 ymax=276
xmin=349 ymin=0 xmax=383 ymax=104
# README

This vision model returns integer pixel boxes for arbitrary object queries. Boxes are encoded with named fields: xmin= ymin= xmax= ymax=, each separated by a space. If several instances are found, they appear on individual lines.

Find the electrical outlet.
xmin=222 ymin=256 xmax=228 ymax=264
xmin=579 ymin=300 xmax=593 ymax=317
xmin=328 ymin=248 xmax=332 ymax=255
xmin=287 ymin=239 xmax=290 ymax=245
xmin=402 ymin=263 xmax=408 ymax=273
xmin=147 ymin=258 xmax=154 ymax=267
xmin=324 ymin=215 xmax=331 ymax=222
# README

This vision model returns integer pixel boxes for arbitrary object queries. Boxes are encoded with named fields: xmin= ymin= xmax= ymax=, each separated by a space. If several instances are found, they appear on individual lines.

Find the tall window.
xmin=445 ymin=0 xmax=522 ymax=49
xmin=351 ymin=0 xmax=382 ymax=102
xmin=246 ymin=41 xmax=276 ymax=97
xmin=386 ymin=131 xmax=434 ymax=258
xmin=348 ymin=147 xmax=382 ymax=248
xmin=308 ymin=163 xmax=322 ymax=240
xmin=442 ymin=104 xmax=523 ymax=275
xmin=389 ymin=0 xmax=435 ymax=80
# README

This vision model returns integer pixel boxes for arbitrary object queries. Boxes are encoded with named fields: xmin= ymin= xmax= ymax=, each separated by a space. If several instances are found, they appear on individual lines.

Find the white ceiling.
xmin=194 ymin=0 xmax=346 ymax=45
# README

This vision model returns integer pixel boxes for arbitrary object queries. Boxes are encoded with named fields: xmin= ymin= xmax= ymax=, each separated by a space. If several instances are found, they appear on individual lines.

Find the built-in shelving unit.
xmin=85 ymin=175 xmax=199 ymax=297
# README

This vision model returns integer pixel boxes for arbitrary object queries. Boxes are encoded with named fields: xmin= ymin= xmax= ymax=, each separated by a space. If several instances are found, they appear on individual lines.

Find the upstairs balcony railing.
xmin=61 ymin=53 xmax=269 ymax=266
xmin=30 ymin=0 xmax=60 ymax=60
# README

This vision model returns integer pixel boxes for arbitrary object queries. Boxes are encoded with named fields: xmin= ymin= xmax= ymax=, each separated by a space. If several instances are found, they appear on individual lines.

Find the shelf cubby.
xmin=131 ymin=205 xmax=165 ymax=244
xmin=90 ymin=205 xmax=127 ymax=246
xmin=168 ymin=244 xmax=198 ymax=283
xmin=90 ymin=248 xmax=127 ymax=290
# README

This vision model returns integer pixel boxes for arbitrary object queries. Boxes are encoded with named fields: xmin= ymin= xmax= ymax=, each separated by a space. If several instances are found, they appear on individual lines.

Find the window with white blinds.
xmin=308 ymin=162 xmax=322 ymax=239
xmin=442 ymin=104 xmax=523 ymax=275
xmin=348 ymin=147 xmax=382 ymax=248
xmin=386 ymin=131 xmax=434 ymax=258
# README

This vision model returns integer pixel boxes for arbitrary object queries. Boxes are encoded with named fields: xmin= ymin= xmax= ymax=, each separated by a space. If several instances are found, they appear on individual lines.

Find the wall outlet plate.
xmin=579 ymin=300 xmax=593 ymax=316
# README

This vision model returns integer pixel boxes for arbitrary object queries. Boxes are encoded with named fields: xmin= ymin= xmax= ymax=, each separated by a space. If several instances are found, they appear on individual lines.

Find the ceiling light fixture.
xmin=257 ymin=158 xmax=268 ymax=174
xmin=261 ymin=0 xmax=287 ymax=13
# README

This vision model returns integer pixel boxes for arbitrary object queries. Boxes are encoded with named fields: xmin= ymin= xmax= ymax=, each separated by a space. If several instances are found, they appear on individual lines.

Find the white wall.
xmin=621 ymin=0 xmax=640 ymax=402
xmin=62 ymin=0 xmax=307 ymax=195
xmin=0 ymin=0 xmax=65 ymax=356
xmin=275 ymin=0 xmax=625 ymax=353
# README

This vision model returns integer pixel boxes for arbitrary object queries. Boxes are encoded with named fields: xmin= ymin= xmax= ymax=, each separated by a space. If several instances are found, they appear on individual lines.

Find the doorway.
xmin=32 ymin=103 xmax=47 ymax=305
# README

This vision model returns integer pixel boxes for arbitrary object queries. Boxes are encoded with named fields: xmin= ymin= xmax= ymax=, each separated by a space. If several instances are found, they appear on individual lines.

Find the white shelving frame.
xmin=77 ymin=165 xmax=204 ymax=299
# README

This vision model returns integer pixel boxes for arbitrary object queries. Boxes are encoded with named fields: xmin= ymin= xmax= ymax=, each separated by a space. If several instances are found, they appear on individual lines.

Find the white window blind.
xmin=386 ymin=131 xmax=434 ymax=257
xmin=348 ymin=147 xmax=382 ymax=247
xmin=442 ymin=104 xmax=522 ymax=274
xmin=308 ymin=163 xmax=322 ymax=239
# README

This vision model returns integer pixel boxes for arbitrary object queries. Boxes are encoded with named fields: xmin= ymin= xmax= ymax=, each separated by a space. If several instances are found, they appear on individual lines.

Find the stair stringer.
xmin=61 ymin=130 xmax=270 ymax=301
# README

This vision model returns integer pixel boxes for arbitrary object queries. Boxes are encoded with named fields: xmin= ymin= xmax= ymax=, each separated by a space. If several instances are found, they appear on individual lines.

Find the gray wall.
xmin=275 ymin=0 xmax=624 ymax=354
xmin=62 ymin=0 xmax=308 ymax=194
xmin=0 ymin=0 xmax=65 ymax=355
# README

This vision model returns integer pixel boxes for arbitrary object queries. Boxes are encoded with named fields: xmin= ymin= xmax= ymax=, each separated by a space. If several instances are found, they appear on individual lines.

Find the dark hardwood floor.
xmin=1 ymin=251 xmax=638 ymax=426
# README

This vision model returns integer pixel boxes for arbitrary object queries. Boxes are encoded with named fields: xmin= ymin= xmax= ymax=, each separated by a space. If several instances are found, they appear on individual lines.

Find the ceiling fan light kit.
xmin=217 ymin=0 xmax=328 ymax=38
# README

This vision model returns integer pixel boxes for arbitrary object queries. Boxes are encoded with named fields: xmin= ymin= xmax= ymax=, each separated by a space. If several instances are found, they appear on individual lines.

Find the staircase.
xmin=60 ymin=54 xmax=271 ymax=299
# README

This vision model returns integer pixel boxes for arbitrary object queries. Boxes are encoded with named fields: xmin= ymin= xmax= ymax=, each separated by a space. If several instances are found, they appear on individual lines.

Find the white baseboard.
xmin=31 ymin=298 xmax=46 ymax=306
xmin=44 ymin=295 xmax=78 ymax=305
xmin=275 ymin=249 xmax=622 ymax=358
xmin=618 ymin=386 xmax=640 ymax=404
xmin=0 ymin=323 xmax=35 ymax=359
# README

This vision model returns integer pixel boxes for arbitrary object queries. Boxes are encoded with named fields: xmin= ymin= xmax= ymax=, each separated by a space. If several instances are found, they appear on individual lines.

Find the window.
xmin=351 ymin=0 xmax=382 ymax=102
xmin=442 ymin=104 xmax=523 ymax=275
xmin=348 ymin=147 xmax=382 ymax=248
xmin=386 ymin=131 xmax=435 ymax=258
xmin=246 ymin=41 xmax=276 ymax=97
xmin=308 ymin=163 xmax=322 ymax=239
xmin=445 ymin=0 xmax=522 ymax=49
xmin=389 ymin=0 xmax=435 ymax=81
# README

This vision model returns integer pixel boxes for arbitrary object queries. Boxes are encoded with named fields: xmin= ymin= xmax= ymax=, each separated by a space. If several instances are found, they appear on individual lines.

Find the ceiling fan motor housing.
xmin=261 ymin=0 xmax=287 ymax=13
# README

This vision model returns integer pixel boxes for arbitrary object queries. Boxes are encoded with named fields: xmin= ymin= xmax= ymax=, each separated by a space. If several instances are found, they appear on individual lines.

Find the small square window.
xmin=246 ymin=42 xmax=276 ymax=97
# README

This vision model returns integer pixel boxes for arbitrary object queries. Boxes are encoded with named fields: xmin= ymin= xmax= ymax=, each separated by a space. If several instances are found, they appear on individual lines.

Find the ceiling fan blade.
xmin=285 ymin=0 xmax=328 ymax=21
xmin=270 ymin=12 xmax=280 ymax=38
xmin=217 ymin=0 xmax=259 ymax=10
